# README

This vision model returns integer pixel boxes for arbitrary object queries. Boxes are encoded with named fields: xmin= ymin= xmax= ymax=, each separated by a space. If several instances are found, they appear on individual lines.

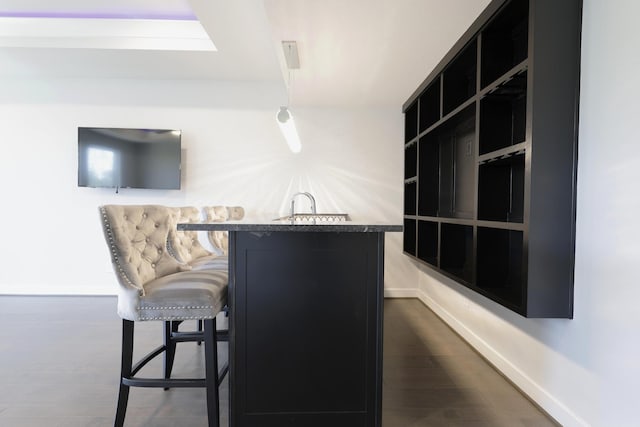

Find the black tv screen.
xmin=78 ymin=127 xmax=181 ymax=190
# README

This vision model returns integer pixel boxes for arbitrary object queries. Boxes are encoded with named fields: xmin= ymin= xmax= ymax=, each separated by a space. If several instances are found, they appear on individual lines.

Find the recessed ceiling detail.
xmin=0 ymin=17 xmax=216 ymax=51
xmin=0 ymin=11 xmax=197 ymax=20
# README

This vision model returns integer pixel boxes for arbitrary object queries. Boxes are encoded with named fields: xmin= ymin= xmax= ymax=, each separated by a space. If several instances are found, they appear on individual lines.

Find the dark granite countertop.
xmin=178 ymin=219 xmax=402 ymax=233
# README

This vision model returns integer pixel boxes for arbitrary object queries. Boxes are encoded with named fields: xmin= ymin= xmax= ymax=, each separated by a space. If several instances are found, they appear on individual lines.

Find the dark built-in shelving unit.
xmin=402 ymin=0 xmax=581 ymax=318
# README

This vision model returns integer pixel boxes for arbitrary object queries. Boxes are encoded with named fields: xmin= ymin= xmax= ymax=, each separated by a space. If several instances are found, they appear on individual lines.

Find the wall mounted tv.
xmin=78 ymin=127 xmax=182 ymax=190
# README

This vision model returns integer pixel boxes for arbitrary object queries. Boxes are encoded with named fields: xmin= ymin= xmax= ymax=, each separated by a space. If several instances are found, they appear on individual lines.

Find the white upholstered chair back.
xmin=99 ymin=205 xmax=190 ymax=319
xmin=203 ymin=206 xmax=245 ymax=255
xmin=167 ymin=206 xmax=212 ymax=264
xmin=100 ymin=205 xmax=185 ymax=291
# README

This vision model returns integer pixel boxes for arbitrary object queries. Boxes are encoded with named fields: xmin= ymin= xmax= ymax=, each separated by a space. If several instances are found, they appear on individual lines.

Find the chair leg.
xmin=115 ymin=319 xmax=134 ymax=427
xmin=164 ymin=321 xmax=180 ymax=389
xmin=197 ymin=319 xmax=203 ymax=345
xmin=203 ymin=318 xmax=220 ymax=427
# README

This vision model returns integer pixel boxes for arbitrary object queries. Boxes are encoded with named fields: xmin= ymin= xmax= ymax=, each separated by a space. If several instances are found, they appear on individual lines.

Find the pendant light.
xmin=277 ymin=106 xmax=301 ymax=153
xmin=278 ymin=41 xmax=302 ymax=153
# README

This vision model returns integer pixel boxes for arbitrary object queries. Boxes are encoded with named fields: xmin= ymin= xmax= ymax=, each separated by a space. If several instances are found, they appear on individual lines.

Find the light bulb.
xmin=276 ymin=106 xmax=302 ymax=153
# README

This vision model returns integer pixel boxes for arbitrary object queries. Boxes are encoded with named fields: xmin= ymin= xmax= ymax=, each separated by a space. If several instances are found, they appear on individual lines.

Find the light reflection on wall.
xmin=185 ymin=107 xmax=402 ymax=223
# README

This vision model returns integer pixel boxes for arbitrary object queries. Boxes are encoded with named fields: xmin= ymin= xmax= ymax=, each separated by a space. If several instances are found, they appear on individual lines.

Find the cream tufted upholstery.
xmin=203 ymin=206 xmax=245 ymax=255
xmin=99 ymin=205 xmax=228 ymax=321
xmin=168 ymin=206 xmax=212 ymax=263
xmin=168 ymin=206 xmax=229 ymax=271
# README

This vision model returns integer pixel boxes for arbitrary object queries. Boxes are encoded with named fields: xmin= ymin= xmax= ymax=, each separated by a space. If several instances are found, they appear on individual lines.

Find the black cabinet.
xmin=402 ymin=0 xmax=581 ymax=318
xmin=230 ymin=231 xmax=384 ymax=426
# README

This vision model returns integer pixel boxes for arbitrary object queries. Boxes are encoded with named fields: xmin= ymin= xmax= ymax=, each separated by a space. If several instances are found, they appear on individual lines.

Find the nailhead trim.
xmin=138 ymin=305 xmax=215 ymax=310
xmin=100 ymin=206 xmax=143 ymax=294
xmin=139 ymin=315 xmax=215 ymax=321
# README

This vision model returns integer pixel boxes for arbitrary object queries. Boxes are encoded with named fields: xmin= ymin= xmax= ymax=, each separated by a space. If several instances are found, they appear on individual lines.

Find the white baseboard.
xmin=385 ymin=288 xmax=588 ymax=427
xmin=383 ymin=287 xmax=418 ymax=298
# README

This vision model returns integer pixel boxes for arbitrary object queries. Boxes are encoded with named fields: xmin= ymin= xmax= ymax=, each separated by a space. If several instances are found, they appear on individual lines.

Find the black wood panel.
xmin=230 ymin=231 xmax=383 ymax=427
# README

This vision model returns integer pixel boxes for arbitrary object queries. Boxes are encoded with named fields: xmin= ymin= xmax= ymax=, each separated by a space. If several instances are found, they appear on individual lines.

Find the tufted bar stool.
xmin=168 ymin=206 xmax=229 ymax=271
xmin=99 ymin=205 xmax=228 ymax=427
xmin=167 ymin=206 xmax=231 ymax=343
xmin=202 ymin=206 xmax=245 ymax=255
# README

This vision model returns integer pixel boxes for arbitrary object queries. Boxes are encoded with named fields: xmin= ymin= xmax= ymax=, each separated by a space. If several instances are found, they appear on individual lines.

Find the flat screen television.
xmin=78 ymin=127 xmax=182 ymax=190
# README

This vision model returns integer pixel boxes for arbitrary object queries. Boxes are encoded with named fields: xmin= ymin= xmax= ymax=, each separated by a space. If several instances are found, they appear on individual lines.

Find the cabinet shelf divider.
xmin=479 ymin=59 xmax=529 ymax=96
xmin=478 ymin=142 xmax=527 ymax=164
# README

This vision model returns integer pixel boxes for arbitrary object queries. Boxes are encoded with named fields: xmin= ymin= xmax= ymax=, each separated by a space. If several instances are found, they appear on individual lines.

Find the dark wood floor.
xmin=382 ymin=299 xmax=557 ymax=427
xmin=0 ymin=296 xmax=557 ymax=426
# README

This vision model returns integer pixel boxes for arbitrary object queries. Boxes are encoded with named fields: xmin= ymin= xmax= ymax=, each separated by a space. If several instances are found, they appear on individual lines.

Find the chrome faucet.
xmin=290 ymin=192 xmax=317 ymax=219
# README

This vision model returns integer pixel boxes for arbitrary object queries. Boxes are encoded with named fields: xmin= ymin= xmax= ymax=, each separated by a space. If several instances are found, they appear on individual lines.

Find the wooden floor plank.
xmin=0 ymin=296 xmax=557 ymax=426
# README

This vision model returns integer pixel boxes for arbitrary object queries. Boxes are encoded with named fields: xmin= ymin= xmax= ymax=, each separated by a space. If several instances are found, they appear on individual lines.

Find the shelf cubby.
xmin=443 ymin=40 xmax=477 ymax=116
xmin=419 ymin=79 xmax=441 ymax=133
xmin=476 ymin=227 xmax=524 ymax=309
xmin=405 ymin=101 xmax=418 ymax=142
xmin=437 ymin=105 xmax=476 ymax=219
xmin=405 ymin=142 xmax=417 ymax=179
xmin=440 ymin=223 xmax=473 ymax=283
xmin=480 ymin=0 xmax=529 ymax=88
xmin=479 ymin=71 xmax=527 ymax=155
xmin=403 ymin=219 xmax=417 ymax=256
xmin=418 ymin=133 xmax=439 ymax=217
xmin=478 ymin=152 xmax=524 ymax=223
xmin=404 ymin=181 xmax=417 ymax=215
xmin=417 ymin=220 xmax=438 ymax=267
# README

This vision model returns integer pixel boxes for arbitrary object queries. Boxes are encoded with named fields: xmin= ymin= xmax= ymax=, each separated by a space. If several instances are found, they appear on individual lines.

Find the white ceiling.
xmin=0 ymin=0 xmax=491 ymax=107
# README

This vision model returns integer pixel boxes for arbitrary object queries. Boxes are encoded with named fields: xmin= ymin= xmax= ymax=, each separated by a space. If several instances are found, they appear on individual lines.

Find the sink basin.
xmin=275 ymin=213 xmax=350 ymax=222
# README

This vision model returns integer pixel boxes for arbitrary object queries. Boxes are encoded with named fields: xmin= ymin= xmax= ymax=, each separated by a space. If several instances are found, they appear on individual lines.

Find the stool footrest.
xmin=171 ymin=330 xmax=205 ymax=342
xmin=123 ymin=377 xmax=206 ymax=388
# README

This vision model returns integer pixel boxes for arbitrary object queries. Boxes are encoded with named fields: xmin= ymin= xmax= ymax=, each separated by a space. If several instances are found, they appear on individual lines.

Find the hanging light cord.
xmin=286 ymin=42 xmax=293 ymax=107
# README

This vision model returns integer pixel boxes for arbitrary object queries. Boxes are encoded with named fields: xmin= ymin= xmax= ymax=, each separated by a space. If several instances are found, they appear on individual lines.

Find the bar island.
xmin=178 ymin=220 xmax=402 ymax=427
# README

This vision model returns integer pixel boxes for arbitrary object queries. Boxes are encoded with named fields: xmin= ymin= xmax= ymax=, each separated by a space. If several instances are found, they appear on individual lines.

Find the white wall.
xmin=0 ymin=78 xmax=415 ymax=295
xmin=2 ymin=1 xmax=636 ymax=425
xmin=410 ymin=1 xmax=640 ymax=426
